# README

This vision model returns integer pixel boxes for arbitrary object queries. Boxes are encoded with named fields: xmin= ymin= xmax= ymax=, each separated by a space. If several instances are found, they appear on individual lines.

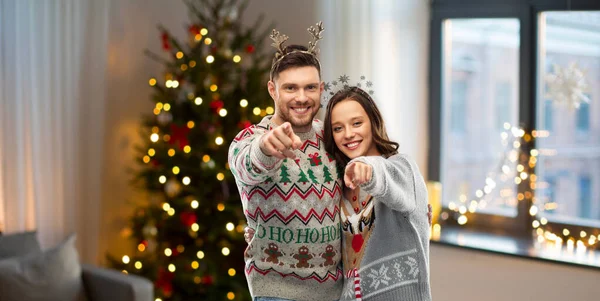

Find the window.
xmin=429 ymin=1 xmax=600 ymax=253
xmin=440 ymin=18 xmax=520 ymax=218
xmin=579 ymin=176 xmax=592 ymax=219
xmin=495 ymin=81 xmax=512 ymax=131
xmin=543 ymin=99 xmax=553 ymax=131
xmin=536 ymin=11 xmax=600 ymax=228
xmin=576 ymin=99 xmax=590 ymax=132
xmin=450 ymin=79 xmax=467 ymax=133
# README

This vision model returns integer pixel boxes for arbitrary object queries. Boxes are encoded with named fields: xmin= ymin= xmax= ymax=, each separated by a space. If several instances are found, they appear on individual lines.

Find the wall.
xmin=430 ymin=244 xmax=599 ymax=300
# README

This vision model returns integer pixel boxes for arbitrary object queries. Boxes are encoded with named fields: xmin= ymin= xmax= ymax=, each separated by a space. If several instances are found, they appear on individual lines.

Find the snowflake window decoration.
xmin=544 ymin=62 xmax=590 ymax=110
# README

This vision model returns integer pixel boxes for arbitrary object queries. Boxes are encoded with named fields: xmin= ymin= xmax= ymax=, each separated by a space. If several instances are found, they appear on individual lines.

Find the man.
xmin=228 ymin=22 xmax=343 ymax=301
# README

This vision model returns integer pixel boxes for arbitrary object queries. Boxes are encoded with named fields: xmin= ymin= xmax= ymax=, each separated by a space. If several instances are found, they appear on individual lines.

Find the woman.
xmin=323 ymin=86 xmax=431 ymax=301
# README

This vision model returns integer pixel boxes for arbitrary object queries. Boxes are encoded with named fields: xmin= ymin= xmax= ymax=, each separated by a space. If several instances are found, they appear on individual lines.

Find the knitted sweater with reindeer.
xmin=228 ymin=116 xmax=343 ymax=301
xmin=339 ymin=154 xmax=431 ymax=301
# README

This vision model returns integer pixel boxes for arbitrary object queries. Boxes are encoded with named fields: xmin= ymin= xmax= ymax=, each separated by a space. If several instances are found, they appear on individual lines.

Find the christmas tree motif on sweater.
xmin=307 ymin=169 xmax=319 ymax=184
xmin=319 ymin=244 xmax=337 ymax=267
xmin=322 ymin=166 xmax=333 ymax=183
xmin=290 ymin=246 xmax=315 ymax=268
xmin=280 ymin=164 xmax=291 ymax=185
xmin=262 ymin=243 xmax=285 ymax=266
xmin=307 ymin=153 xmax=322 ymax=166
xmin=265 ymin=176 xmax=273 ymax=184
xmin=297 ymin=169 xmax=309 ymax=184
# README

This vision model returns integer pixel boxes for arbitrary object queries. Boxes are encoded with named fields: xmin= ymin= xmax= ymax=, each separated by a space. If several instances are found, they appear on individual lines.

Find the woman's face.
xmin=330 ymin=99 xmax=380 ymax=160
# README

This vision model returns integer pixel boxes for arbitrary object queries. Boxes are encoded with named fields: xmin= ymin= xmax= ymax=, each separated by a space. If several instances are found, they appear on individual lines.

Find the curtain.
xmin=318 ymin=0 xmax=430 ymax=171
xmin=0 ymin=0 xmax=110 ymax=263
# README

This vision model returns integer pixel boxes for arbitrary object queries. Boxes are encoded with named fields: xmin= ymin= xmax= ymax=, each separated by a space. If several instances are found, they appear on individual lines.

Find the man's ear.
xmin=320 ymin=81 xmax=325 ymax=93
xmin=267 ymin=80 xmax=277 ymax=100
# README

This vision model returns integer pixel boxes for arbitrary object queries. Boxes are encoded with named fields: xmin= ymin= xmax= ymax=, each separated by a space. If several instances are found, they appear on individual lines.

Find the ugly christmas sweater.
xmin=339 ymin=154 xmax=431 ymax=301
xmin=228 ymin=116 xmax=343 ymax=301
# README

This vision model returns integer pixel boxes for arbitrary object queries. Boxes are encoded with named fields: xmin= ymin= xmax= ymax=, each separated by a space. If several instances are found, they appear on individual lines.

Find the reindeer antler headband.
xmin=269 ymin=21 xmax=324 ymax=79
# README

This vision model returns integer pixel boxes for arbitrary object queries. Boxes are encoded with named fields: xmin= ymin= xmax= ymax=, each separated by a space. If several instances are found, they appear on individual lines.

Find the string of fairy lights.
xmin=436 ymin=122 xmax=599 ymax=252
xmin=119 ymin=26 xmax=275 ymax=301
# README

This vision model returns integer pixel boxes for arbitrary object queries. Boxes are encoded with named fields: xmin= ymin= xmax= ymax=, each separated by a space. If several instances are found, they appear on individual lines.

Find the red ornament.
xmin=210 ymin=100 xmax=224 ymax=113
xmin=202 ymin=275 xmax=214 ymax=285
xmin=169 ymin=124 xmax=190 ymax=150
xmin=237 ymin=120 xmax=252 ymax=129
xmin=155 ymin=268 xmax=174 ymax=296
xmin=141 ymin=240 xmax=148 ymax=247
xmin=180 ymin=211 xmax=197 ymax=227
xmin=188 ymin=24 xmax=201 ymax=36
xmin=161 ymin=32 xmax=170 ymax=51
xmin=151 ymin=159 xmax=160 ymax=167
xmin=245 ymin=44 xmax=255 ymax=53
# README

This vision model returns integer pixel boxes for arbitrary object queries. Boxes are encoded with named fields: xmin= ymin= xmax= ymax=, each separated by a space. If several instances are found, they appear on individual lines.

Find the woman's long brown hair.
xmin=323 ymin=87 xmax=399 ymax=169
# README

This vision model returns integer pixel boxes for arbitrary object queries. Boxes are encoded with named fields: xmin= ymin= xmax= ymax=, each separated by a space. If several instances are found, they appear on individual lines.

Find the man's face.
xmin=268 ymin=66 xmax=323 ymax=132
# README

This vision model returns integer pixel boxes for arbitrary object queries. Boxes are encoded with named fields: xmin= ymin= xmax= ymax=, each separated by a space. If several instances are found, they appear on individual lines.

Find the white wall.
xmin=100 ymin=0 xmax=600 ymax=300
xmin=431 ymin=244 xmax=599 ymax=301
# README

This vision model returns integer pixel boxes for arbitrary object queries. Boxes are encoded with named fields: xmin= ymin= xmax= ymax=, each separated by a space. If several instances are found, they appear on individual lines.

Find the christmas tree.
xmin=107 ymin=0 xmax=274 ymax=300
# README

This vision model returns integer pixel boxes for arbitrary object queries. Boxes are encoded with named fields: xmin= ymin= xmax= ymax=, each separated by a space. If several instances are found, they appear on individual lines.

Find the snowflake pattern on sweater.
xmin=342 ymin=250 xmax=420 ymax=300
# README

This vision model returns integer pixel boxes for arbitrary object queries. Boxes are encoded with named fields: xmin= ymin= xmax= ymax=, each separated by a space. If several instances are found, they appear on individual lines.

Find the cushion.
xmin=0 ymin=231 xmax=41 ymax=260
xmin=0 ymin=234 xmax=87 ymax=301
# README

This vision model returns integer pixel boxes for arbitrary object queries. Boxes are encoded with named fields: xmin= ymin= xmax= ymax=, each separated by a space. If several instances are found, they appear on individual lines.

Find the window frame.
xmin=428 ymin=0 xmax=600 ymax=237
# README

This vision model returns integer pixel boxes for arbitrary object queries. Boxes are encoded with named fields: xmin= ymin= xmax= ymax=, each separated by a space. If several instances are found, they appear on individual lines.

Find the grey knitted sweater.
xmin=339 ymin=154 xmax=431 ymax=301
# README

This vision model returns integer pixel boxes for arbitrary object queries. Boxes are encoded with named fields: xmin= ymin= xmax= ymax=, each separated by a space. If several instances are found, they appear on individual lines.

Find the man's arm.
xmin=228 ymin=127 xmax=282 ymax=186
xmin=228 ymin=122 xmax=302 ymax=186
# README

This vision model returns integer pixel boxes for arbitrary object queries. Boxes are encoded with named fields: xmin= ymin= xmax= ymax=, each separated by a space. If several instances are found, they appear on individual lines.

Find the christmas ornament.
xmin=202 ymin=275 xmax=214 ymax=285
xmin=155 ymin=268 xmax=174 ymax=296
xmin=177 ymin=82 xmax=195 ymax=103
xmin=180 ymin=211 xmax=198 ymax=227
xmin=161 ymin=32 xmax=170 ymax=51
xmin=169 ymin=124 xmax=190 ymax=150
xmin=142 ymin=224 xmax=158 ymax=237
xmin=545 ymin=62 xmax=590 ymax=110
xmin=210 ymin=99 xmax=224 ymax=113
xmin=165 ymin=178 xmax=182 ymax=198
xmin=120 ymin=227 xmax=133 ymax=238
xmin=157 ymin=111 xmax=172 ymax=125
xmin=237 ymin=120 xmax=251 ymax=129
xmin=188 ymin=24 xmax=201 ymax=36
xmin=245 ymin=44 xmax=255 ymax=53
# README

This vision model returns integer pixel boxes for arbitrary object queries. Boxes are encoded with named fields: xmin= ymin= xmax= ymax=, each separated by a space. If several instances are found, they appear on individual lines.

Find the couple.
xmin=228 ymin=22 xmax=431 ymax=301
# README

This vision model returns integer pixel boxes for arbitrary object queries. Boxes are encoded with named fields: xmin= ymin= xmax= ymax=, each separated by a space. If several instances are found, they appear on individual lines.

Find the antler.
xmin=307 ymin=21 xmax=324 ymax=54
xmin=270 ymin=29 xmax=289 ymax=60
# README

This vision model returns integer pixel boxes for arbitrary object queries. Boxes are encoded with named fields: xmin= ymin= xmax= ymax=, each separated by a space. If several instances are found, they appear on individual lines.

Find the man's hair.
xmin=269 ymin=45 xmax=321 ymax=81
xmin=323 ymin=87 xmax=399 ymax=168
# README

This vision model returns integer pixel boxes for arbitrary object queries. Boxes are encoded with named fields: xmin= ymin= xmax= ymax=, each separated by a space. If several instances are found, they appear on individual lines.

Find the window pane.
xmin=441 ymin=19 xmax=520 ymax=217
xmin=536 ymin=11 xmax=600 ymax=225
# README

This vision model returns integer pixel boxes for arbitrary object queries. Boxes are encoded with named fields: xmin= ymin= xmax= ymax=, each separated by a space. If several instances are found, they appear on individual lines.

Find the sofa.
xmin=0 ymin=231 xmax=153 ymax=301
